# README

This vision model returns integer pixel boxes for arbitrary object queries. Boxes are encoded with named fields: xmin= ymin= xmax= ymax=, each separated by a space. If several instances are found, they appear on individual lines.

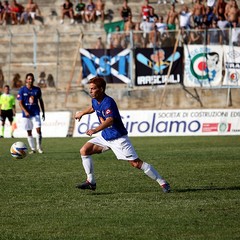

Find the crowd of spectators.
xmin=111 ymin=0 xmax=240 ymax=48
xmin=106 ymin=0 xmax=240 ymax=49
xmin=0 ymin=0 xmax=240 ymax=47
xmin=60 ymin=0 xmax=105 ymax=24
xmin=0 ymin=0 xmax=42 ymax=25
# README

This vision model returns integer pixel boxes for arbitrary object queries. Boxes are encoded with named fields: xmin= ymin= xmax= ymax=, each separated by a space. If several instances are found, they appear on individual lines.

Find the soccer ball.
xmin=10 ymin=142 xmax=28 ymax=159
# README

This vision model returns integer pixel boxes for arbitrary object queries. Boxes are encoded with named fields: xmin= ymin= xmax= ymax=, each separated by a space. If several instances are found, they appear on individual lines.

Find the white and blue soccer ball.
xmin=10 ymin=142 xmax=28 ymax=159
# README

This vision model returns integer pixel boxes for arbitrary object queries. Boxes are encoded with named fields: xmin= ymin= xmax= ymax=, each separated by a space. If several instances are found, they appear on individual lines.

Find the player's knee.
xmin=80 ymin=146 xmax=87 ymax=155
xmin=129 ymin=159 xmax=143 ymax=169
xmin=36 ymin=128 xmax=41 ymax=134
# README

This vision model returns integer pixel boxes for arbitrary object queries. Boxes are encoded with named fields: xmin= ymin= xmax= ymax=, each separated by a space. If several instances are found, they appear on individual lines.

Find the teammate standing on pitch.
xmin=0 ymin=85 xmax=16 ymax=138
xmin=17 ymin=73 xmax=45 ymax=153
xmin=75 ymin=76 xmax=170 ymax=193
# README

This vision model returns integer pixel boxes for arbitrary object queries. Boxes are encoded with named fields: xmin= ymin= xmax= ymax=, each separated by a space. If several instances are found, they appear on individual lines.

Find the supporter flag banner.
xmin=73 ymin=109 xmax=240 ymax=137
xmin=104 ymin=20 xmax=125 ymax=34
xmin=135 ymin=47 xmax=183 ymax=86
xmin=184 ymin=45 xmax=223 ymax=87
xmin=223 ymin=45 xmax=240 ymax=86
xmin=80 ymin=48 xmax=131 ymax=84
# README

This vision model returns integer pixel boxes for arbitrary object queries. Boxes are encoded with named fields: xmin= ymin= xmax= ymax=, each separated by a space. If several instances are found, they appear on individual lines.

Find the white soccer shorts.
xmin=21 ymin=115 xmax=41 ymax=131
xmin=88 ymin=135 xmax=139 ymax=161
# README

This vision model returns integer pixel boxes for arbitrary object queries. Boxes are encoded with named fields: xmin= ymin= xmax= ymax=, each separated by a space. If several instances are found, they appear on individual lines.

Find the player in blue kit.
xmin=75 ymin=76 xmax=170 ymax=193
xmin=17 ymin=73 xmax=45 ymax=154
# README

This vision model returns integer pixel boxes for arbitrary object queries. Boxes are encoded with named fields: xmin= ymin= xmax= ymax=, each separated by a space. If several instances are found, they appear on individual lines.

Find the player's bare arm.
xmin=86 ymin=117 xmax=114 ymax=136
xmin=39 ymin=98 xmax=45 ymax=121
xmin=75 ymin=106 xmax=94 ymax=121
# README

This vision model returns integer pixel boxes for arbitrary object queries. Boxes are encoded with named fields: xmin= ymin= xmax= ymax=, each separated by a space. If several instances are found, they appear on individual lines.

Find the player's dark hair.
xmin=89 ymin=77 xmax=106 ymax=92
xmin=4 ymin=85 xmax=10 ymax=89
xmin=25 ymin=73 xmax=35 ymax=82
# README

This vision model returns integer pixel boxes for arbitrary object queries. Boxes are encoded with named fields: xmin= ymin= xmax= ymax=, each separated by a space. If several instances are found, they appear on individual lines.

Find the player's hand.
xmin=75 ymin=112 xmax=82 ymax=122
xmin=42 ymin=114 xmax=45 ymax=121
xmin=86 ymin=129 xmax=97 ymax=136
xmin=25 ymin=111 xmax=30 ymax=118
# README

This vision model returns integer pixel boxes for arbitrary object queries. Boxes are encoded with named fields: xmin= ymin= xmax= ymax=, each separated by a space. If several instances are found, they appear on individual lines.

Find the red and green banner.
xmin=184 ymin=45 xmax=223 ymax=87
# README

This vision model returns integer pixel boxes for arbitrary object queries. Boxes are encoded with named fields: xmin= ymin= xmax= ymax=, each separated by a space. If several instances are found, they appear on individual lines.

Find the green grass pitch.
xmin=1 ymin=136 xmax=240 ymax=240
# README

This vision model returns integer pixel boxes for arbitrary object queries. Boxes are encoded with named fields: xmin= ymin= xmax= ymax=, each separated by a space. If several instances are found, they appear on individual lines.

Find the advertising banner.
xmin=73 ymin=109 xmax=240 ymax=137
xmin=4 ymin=111 xmax=71 ymax=138
xmin=135 ymin=47 xmax=183 ymax=86
xmin=80 ymin=48 xmax=131 ymax=84
xmin=184 ymin=45 xmax=223 ymax=87
xmin=223 ymin=45 xmax=240 ymax=86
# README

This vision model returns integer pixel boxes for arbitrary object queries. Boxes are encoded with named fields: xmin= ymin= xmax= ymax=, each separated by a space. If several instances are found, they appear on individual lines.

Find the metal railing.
xmin=0 ymin=27 xmax=240 ymax=90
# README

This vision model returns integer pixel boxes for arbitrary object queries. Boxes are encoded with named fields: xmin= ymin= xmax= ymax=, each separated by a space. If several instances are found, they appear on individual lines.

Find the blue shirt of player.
xmin=92 ymin=94 xmax=128 ymax=140
xmin=17 ymin=86 xmax=42 ymax=117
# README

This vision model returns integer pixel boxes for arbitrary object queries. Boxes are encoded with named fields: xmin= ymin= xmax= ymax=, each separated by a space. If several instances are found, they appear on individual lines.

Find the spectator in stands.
xmin=38 ymin=71 xmax=47 ymax=88
xmin=140 ymin=0 xmax=154 ymax=21
xmin=94 ymin=36 xmax=105 ymax=49
xmin=60 ymin=0 xmax=75 ymax=24
xmin=124 ymin=14 xmax=135 ymax=32
xmin=207 ymin=20 xmax=223 ymax=44
xmin=140 ymin=15 xmax=154 ymax=47
xmin=11 ymin=73 xmax=23 ymax=89
xmin=225 ymin=0 xmax=239 ymax=27
xmin=217 ymin=12 xmax=228 ymax=29
xmin=84 ymin=0 xmax=96 ymax=23
xmin=95 ymin=0 xmax=104 ymax=22
xmin=189 ymin=24 xmax=204 ymax=44
xmin=0 ymin=67 xmax=4 ymax=90
xmin=123 ymin=15 xmax=136 ymax=48
xmin=2 ymin=1 xmax=11 ymax=25
xmin=148 ymin=7 xmax=158 ymax=23
xmin=10 ymin=0 xmax=24 ymax=25
xmin=47 ymin=74 xmax=56 ymax=88
xmin=149 ymin=17 xmax=160 ymax=48
xmin=110 ymin=25 xmax=124 ymax=48
xmin=155 ymin=15 xmax=168 ymax=35
xmin=166 ymin=4 xmax=179 ymax=30
xmin=206 ymin=0 xmax=216 ymax=11
xmin=0 ymin=1 xmax=4 ymax=24
xmin=203 ymin=5 xmax=217 ymax=27
xmin=224 ymin=0 xmax=235 ymax=20
xmin=120 ymin=0 xmax=132 ymax=22
xmin=179 ymin=4 xmax=192 ymax=30
xmin=192 ymin=0 xmax=206 ymax=26
xmin=160 ymin=29 xmax=175 ymax=47
xmin=75 ymin=0 xmax=85 ymax=24
xmin=133 ymin=22 xmax=143 ymax=48
xmin=20 ymin=0 xmax=42 ymax=25
xmin=230 ymin=21 xmax=240 ymax=46
xmin=217 ymin=13 xmax=229 ymax=44
xmin=179 ymin=27 xmax=190 ymax=46
xmin=214 ymin=0 xmax=226 ymax=20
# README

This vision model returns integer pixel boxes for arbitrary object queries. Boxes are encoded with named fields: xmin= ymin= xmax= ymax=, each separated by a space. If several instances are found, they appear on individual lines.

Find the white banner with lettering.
xmin=4 ymin=111 xmax=71 ymax=138
xmin=73 ymin=109 xmax=240 ymax=137
xmin=223 ymin=45 xmax=240 ymax=86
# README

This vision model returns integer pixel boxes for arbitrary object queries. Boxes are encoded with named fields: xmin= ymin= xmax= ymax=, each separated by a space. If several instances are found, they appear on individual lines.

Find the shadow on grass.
xmin=174 ymin=186 xmax=240 ymax=193
xmin=75 ymin=186 xmax=240 ymax=195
